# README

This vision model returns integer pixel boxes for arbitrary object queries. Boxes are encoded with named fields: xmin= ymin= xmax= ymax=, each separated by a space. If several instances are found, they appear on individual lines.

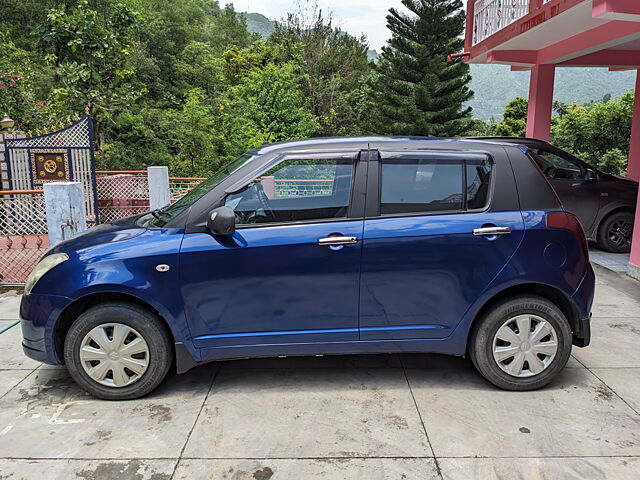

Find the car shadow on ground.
xmin=20 ymin=352 xmax=587 ymax=404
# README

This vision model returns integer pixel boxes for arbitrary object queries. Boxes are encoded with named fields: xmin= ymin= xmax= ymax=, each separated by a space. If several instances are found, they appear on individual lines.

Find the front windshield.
xmin=137 ymin=153 xmax=254 ymax=227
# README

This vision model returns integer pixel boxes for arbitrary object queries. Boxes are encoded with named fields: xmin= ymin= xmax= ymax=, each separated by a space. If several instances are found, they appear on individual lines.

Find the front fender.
xmin=65 ymin=284 xmax=193 ymax=345
xmin=29 ymin=227 xmax=200 ymax=365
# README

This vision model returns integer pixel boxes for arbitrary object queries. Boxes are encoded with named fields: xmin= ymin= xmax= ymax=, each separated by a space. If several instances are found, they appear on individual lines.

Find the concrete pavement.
xmin=0 ymin=264 xmax=638 ymax=479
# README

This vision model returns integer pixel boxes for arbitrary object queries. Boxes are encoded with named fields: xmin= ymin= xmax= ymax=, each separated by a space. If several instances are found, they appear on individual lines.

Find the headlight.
xmin=24 ymin=253 xmax=69 ymax=295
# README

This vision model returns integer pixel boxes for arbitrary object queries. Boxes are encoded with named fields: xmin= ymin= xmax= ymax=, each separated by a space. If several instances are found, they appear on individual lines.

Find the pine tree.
xmin=376 ymin=0 xmax=473 ymax=136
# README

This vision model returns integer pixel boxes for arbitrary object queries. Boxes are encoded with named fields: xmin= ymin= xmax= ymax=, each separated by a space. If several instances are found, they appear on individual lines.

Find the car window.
xmin=380 ymin=158 xmax=464 ymax=215
xmin=380 ymin=156 xmax=493 ymax=215
xmin=531 ymin=149 xmax=584 ymax=181
xmin=466 ymin=158 xmax=492 ymax=210
xmin=225 ymin=157 xmax=354 ymax=225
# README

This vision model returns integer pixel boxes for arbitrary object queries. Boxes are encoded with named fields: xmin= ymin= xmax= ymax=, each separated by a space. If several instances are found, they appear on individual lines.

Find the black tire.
xmin=64 ymin=302 xmax=173 ymax=400
xmin=597 ymin=211 xmax=634 ymax=253
xmin=469 ymin=295 xmax=572 ymax=391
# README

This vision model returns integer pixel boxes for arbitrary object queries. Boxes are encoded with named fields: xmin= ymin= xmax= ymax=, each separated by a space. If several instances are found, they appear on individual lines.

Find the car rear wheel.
xmin=469 ymin=296 xmax=572 ymax=391
xmin=64 ymin=302 xmax=172 ymax=400
xmin=597 ymin=211 xmax=634 ymax=253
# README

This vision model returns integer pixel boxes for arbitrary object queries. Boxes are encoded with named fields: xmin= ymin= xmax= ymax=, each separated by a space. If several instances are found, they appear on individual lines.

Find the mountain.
xmin=240 ymin=12 xmax=636 ymax=121
xmin=241 ymin=12 xmax=275 ymax=38
xmin=468 ymin=64 xmax=636 ymax=121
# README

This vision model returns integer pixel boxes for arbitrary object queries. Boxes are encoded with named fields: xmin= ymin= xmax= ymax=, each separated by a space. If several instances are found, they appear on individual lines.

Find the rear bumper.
xmin=571 ymin=263 xmax=595 ymax=347
xmin=20 ymin=292 xmax=72 ymax=365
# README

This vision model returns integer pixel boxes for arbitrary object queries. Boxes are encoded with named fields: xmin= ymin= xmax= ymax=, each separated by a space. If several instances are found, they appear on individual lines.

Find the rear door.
xmin=359 ymin=149 xmax=525 ymax=340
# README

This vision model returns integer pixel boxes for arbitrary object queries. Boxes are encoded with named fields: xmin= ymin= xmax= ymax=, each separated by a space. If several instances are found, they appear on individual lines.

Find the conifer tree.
xmin=376 ymin=0 xmax=473 ymax=136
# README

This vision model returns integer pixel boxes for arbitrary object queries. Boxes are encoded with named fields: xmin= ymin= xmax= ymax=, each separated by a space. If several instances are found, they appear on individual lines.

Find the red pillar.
xmin=628 ymin=70 xmax=640 ymax=276
xmin=627 ymin=70 xmax=640 ymax=181
xmin=526 ymin=64 xmax=556 ymax=141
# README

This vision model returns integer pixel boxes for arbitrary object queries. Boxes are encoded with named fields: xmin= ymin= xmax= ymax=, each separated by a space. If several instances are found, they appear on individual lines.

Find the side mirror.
xmin=573 ymin=168 xmax=597 ymax=188
xmin=207 ymin=206 xmax=236 ymax=235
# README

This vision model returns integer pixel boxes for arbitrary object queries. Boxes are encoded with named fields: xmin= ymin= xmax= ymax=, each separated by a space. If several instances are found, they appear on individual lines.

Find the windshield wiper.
xmin=150 ymin=208 xmax=171 ymax=222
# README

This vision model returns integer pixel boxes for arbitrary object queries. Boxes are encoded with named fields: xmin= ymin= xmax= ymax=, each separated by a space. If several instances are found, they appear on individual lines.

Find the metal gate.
xmin=3 ymin=115 xmax=99 ymax=223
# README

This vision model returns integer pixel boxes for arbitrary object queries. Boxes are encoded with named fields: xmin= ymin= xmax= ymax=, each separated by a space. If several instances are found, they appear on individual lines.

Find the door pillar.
xmin=526 ymin=64 xmax=556 ymax=141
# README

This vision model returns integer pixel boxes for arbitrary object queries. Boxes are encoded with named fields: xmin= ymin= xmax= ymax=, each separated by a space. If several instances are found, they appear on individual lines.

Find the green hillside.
xmin=468 ymin=64 xmax=636 ymax=120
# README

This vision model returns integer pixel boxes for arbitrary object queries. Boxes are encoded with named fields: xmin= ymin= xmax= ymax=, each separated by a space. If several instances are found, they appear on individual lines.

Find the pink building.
xmin=462 ymin=0 xmax=640 ymax=277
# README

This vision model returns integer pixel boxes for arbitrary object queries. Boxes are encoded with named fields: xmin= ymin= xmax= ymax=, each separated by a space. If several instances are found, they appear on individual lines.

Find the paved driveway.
xmin=0 ymin=264 xmax=638 ymax=479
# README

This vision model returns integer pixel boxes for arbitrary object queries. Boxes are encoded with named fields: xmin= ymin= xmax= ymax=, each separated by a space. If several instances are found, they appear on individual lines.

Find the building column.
xmin=629 ymin=190 xmax=640 ymax=278
xmin=526 ymin=64 xmax=556 ymax=141
xmin=627 ymin=70 xmax=640 ymax=181
xmin=627 ymin=70 xmax=640 ymax=279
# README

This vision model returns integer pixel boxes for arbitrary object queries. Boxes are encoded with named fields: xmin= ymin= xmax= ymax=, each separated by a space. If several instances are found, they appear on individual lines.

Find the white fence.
xmin=473 ymin=0 xmax=530 ymax=45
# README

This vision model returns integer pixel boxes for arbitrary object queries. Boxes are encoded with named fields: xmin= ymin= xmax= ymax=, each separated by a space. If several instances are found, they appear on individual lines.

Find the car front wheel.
xmin=469 ymin=296 xmax=572 ymax=391
xmin=64 ymin=302 xmax=173 ymax=400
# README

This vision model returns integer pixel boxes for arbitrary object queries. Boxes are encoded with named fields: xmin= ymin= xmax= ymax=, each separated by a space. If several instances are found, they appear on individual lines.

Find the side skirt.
xmin=176 ymin=337 xmax=467 ymax=374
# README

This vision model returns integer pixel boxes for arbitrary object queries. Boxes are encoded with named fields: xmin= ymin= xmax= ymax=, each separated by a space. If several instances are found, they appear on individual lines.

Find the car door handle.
xmin=472 ymin=226 xmax=512 ymax=236
xmin=318 ymin=236 xmax=358 ymax=246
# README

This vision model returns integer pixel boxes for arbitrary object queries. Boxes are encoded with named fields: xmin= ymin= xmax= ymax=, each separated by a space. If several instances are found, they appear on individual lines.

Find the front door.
xmin=359 ymin=150 xmax=525 ymax=340
xmin=180 ymin=151 xmax=366 ymax=348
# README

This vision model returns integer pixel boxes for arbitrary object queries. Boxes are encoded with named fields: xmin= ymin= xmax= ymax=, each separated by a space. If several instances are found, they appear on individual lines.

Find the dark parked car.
xmin=472 ymin=137 xmax=638 ymax=253
xmin=21 ymin=137 xmax=594 ymax=399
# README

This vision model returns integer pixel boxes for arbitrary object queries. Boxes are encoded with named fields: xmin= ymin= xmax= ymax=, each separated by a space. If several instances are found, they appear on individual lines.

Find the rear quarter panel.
xmin=445 ymin=209 xmax=592 ymax=354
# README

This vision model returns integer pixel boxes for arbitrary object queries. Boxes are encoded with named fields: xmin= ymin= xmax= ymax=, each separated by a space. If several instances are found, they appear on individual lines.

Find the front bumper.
xmin=20 ymin=292 xmax=72 ymax=365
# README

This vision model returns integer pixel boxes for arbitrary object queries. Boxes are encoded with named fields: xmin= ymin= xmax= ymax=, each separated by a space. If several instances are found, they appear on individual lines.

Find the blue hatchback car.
xmin=21 ymin=137 xmax=595 ymax=399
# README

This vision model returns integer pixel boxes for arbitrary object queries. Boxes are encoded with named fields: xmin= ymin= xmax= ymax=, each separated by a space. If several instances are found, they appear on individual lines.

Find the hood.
xmin=50 ymin=221 xmax=146 ymax=255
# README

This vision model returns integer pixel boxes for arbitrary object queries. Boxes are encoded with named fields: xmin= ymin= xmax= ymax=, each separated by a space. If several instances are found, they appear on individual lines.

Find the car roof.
xmin=463 ymin=136 xmax=551 ymax=147
xmin=248 ymin=136 xmax=524 ymax=156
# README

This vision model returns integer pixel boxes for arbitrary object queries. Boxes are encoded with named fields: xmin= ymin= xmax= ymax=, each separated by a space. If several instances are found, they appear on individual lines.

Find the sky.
xmin=227 ymin=0 xmax=404 ymax=51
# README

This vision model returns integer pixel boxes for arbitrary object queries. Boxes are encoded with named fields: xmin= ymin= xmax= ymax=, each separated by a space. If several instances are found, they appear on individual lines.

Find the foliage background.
xmin=0 ymin=0 xmax=636 ymax=177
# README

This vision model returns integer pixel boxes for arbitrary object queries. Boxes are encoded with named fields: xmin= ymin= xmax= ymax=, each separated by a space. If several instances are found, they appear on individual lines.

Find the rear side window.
xmin=380 ymin=156 xmax=492 ymax=215
xmin=466 ymin=158 xmax=492 ymax=210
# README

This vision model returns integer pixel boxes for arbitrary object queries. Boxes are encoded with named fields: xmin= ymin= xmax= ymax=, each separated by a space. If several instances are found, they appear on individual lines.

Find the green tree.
xmin=165 ymin=88 xmax=219 ymax=176
xmin=220 ymin=61 xmax=316 ymax=156
xmin=375 ymin=0 xmax=473 ymax=136
xmin=272 ymin=3 xmax=372 ymax=136
xmin=466 ymin=118 xmax=493 ymax=136
xmin=174 ymin=41 xmax=224 ymax=98
xmin=552 ymin=91 xmax=634 ymax=174
xmin=598 ymin=148 xmax=627 ymax=176
xmin=124 ymin=0 xmax=254 ymax=105
xmin=0 ymin=31 xmax=56 ymax=132
xmin=100 ymin=108 xmax=172 ymax=170
xmin=491 ymin=97 xmax=528 ymax=137
xmin=42 ymin=0 xmax=142 ymax=149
